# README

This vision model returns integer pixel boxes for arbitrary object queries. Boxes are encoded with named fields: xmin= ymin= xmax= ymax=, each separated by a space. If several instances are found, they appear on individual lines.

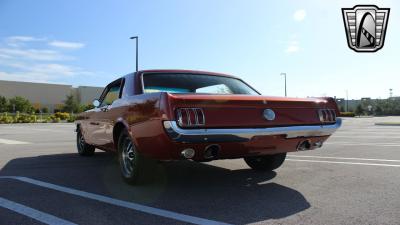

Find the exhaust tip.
xmin=313 ymin=141 xmax=323 ymax=148
xmin=204 ymin=144 xmax=220 ymax=159
xmin=297 ymin=140 xmax=311 ymax=151
xmin=181 ymin=148 xmax=195 ymax=159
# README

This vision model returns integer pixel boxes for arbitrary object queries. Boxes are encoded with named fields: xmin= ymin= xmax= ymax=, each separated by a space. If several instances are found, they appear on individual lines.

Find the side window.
xmin=100 ymin=82 xmax=122 ymax=107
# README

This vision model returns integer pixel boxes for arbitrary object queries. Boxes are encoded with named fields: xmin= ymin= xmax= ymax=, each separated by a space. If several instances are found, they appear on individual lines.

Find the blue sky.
xmin=0 ymin=0 xmax=398 ymax=99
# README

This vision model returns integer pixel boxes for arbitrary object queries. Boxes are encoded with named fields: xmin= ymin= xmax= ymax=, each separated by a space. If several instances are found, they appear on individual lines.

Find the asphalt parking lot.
xmin=1 ymin=117 xmax=400 ymax=225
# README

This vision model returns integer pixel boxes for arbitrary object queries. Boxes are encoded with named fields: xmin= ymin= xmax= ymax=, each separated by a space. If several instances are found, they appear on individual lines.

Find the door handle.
xmin=90 ymin=122 xmax=100 ymax=125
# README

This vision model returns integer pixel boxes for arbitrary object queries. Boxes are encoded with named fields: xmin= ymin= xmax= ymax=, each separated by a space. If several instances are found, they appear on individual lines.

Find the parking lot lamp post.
xmin=130 ymin=36 xmax=139 ymax=72
xmin=346 ymin=90 xmax=349 ymax=112
xmin=280 ymin=73 xmax=287 ymax=97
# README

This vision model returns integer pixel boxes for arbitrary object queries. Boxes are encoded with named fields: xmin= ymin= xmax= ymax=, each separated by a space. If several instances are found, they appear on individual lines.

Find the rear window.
xmin=142 ymin=73 xmax=258 ymax=95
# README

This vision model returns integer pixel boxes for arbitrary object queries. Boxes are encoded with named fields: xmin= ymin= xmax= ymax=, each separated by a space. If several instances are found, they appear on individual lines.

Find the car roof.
xmin=137 ymin=69 xmax=239 ymax=79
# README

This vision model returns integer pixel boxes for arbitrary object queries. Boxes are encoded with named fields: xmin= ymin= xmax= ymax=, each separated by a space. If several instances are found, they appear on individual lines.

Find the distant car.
xmin=76 ymin=70 xmax=341 ymax=184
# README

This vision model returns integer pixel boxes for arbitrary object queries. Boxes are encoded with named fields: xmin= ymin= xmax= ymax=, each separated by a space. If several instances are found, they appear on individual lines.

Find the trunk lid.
xmin=165 ymin=93 xmax=336 ymax=128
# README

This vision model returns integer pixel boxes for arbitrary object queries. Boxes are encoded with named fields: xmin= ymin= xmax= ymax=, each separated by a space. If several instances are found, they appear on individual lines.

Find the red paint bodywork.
xmin=76 ymin=70 xmax=339 ymax=160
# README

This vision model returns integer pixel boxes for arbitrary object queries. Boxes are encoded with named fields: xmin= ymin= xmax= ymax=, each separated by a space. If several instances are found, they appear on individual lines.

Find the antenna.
xmin=130 ymin=36 xmax=138 ymax=72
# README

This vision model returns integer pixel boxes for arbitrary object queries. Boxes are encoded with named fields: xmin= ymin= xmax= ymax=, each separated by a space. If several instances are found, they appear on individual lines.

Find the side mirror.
xmin=93 ymin=99 xmax=100 ymax=108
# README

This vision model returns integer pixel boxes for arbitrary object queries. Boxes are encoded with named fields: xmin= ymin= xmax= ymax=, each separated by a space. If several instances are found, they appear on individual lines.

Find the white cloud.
xmin=286 ymin=45 xmax=300 ymax=53
xmin=6 ymin=36 xmax=46 ymax=47
xmin=7 ymin=36 xmax=45 ymax=42
xmin=0 ymin=61 xmax=93 ymax=83
xmin=285 ymin=39 xmax=300 ymax=53
xmin=293 ymin=9 xmax=306 ymax=22
xmin=0 ymin=71 xmax=51 ymax=83
xmin=49 ymin=41 xmax=85 ymax=49
xmin=0 ymin=36 xmax=93 ymax=83
xmin=0 ymin=48 xmax=73 ymax=61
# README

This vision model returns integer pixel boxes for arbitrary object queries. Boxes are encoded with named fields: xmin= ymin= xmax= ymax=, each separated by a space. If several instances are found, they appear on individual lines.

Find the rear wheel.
xmin=244 ymin=153 xmax=286 ymax=171
xmin=118 ymin=130 xmax=152 ymax=184
xmin=76 ymin=129 xmax=95 ymax=156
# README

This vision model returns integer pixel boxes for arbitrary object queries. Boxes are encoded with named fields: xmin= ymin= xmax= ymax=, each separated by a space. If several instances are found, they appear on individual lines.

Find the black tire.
xmin=244 ymin=153 xmax=286 ymax=171
xmin=118 ymin=130 xmax=152 ymax=185
xmin=76 ymin=128 xmax=95 ymax=156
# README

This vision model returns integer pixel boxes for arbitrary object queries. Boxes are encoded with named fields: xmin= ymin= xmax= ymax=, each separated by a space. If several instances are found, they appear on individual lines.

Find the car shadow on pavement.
xmin=0 ymin=152 xmax=310 ymax=224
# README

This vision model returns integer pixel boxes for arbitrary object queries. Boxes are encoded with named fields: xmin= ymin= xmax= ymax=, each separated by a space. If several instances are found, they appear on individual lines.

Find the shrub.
xmin=80 ymin=104 xmax=95 ymax=112
xmin=47 ymin=115 xmax=61 ymax=123
xmin=67 ymin=115 xmax=76 ymax=123
xmin=12 ymin=113 xmax=37 ymax=123
xmin=0 ymin=113 xmax=13 ymax=124
xmin=54 ymin=112 xmax=70 ymax=120
xmin=340 ymin=112 xmax=355 ymax=117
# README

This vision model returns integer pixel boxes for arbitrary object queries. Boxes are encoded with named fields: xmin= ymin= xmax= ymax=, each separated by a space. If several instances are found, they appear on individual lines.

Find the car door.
xmin=83 ymin=86 xmax=108 ymax=146
xmin=90 ymin=79 xmax=123 ymax=150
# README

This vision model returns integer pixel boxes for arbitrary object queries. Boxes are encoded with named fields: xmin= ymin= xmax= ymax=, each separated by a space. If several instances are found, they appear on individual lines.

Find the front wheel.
xmin=244 ymin=153 xmax=286 ymax=171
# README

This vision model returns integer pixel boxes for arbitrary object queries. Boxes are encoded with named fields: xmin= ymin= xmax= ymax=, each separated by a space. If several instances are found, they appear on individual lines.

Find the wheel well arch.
xmin=113 ymin=121 xmax=127 ymax=149
xmin=76 ymin=123 xmax=81 ymax=132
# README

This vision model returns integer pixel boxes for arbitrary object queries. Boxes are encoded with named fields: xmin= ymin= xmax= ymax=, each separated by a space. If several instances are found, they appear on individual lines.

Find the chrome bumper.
xmin=163 ymin=118 xmax=342 ymax=143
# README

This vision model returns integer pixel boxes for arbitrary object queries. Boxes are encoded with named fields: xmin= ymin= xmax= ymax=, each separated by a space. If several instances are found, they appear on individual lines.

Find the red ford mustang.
xmin=76 ymin=70 xmax=341 ymax=184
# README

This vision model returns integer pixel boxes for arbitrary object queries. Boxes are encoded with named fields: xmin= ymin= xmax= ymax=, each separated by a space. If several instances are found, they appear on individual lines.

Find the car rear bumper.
xmin=163 ymin=118 xmax=342 ymax=143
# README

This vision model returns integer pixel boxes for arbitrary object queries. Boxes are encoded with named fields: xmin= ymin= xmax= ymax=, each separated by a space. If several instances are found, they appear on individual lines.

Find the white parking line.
xmin=0 ymin=197 xmax=77 ymax=225
xmin=288 ymin=155 xmax=400 ymax=163
xmin=0 ymin=176 xmax=230 ymax=225
xmin=333 ymin=135 xmax=400 ymax=139
xmin=325 ymin=142 xmax=400 ymax=147
xmin=286 ymin=159 xmax=400 ymax=167
xmin=0 ymin=138 xmax=30 ymax=145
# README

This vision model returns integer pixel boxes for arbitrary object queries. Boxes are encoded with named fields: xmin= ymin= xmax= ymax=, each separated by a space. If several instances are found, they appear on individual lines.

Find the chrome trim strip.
xmin=176 ymin=108 xmax=205 ymax=127
xmin=177 ymin=109 xmax=183 ymax=126
xmin=184 ymin=108 xmax=191 ymax=126
xmin=193 ymin=108 xmax=199 ymax=125
xmin=163 ymin=118 xmax=342 ymax=143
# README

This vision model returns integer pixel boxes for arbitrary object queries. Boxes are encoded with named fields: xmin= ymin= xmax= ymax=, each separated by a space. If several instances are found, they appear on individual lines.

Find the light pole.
xmin=345 ymin=90 xmax=349 ymax=112
xmin=130 ymin=36 xmax=139 ymax=72
xmin=280 ymin=73 xmax=287 ymax=97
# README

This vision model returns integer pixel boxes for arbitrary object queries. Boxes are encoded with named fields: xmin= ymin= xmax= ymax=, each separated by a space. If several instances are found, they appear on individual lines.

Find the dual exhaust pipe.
xmin=182 ymin=140 xmax=321 ymax=159
xmin=297 ymin=140 xmax=323 ymax=151
xmin=181 ymin=144 xmax=220 ymax=160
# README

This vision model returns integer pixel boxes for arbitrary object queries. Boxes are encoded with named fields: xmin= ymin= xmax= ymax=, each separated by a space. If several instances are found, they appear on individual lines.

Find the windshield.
xmin=142 ymin=73 xmax=259 ymax=95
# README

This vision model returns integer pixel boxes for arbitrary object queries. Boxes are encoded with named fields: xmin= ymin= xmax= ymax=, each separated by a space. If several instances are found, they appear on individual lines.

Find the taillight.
xmin=176 ymin=108 xmax=205 ymax=127
xmin=318 ymin=109 xmax=336 ymax=123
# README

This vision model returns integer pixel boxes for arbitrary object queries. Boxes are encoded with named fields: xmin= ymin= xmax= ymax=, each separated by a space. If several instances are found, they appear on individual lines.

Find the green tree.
xmin=41 ymin=107 xmax=49 ymax=113
xmin=375 ymin=105 xmax=383 ymax=116
xmin=339 ymin=106 xmax=345 ymax=112
xmin=0 ymin=96 xmax=8 ymax=112
xmin=8 ymin=96 xmax=32 ymax=113
xmin=62 ymin=94 xmax=80 ymax=113
xmin=355 ymin=104 xmax=364 ymax=116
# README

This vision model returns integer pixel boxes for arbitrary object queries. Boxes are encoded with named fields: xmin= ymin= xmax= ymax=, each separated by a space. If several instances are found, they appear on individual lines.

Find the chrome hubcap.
xmin=122 ymin=141 xmax=135 ymax=175
xmin=78 ymin=133 xmax=85 ymax=150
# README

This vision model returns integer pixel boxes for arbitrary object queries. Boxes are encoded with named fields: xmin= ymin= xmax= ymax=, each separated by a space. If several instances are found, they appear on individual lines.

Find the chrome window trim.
xmin=140 ymin=72 xmax=261 ymax=95
xmin=163 ymin=118 xmax=342 ymax=143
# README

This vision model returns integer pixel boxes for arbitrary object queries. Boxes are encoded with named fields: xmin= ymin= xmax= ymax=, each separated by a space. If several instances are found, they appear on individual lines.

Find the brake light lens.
xmin=318 ymin=109 xmax=336 ymax=123
xmin=176 ymin=108 xmax=205 ymax=127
